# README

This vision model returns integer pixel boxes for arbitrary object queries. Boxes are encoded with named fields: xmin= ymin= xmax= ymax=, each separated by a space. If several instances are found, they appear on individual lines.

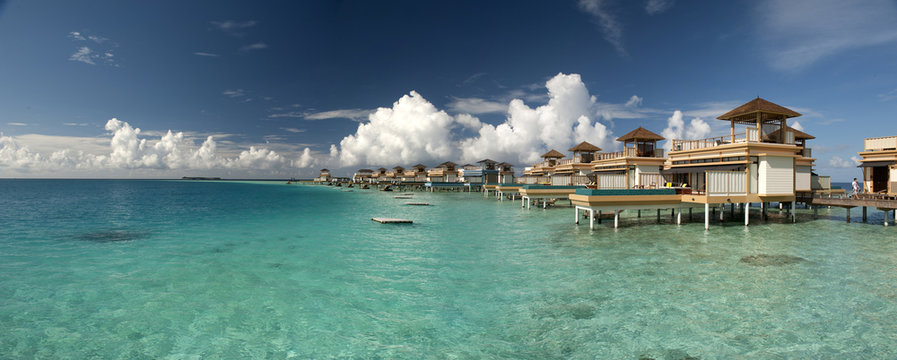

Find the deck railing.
xmin=865 ymin=136 xmax=897 ymax=151
xmin=706 ymin=171 xmax=746 ymax=195
xmin=556 ymin=158 xmax=574 ymax=165
xmin=594 ymin=151 xmax=624 ymax=160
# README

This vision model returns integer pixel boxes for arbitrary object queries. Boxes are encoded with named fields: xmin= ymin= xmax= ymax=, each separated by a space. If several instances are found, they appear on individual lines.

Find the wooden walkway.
xmin=804 ymin=194 xmax=897 ymax=225
xmin=372 ymin=218 xmax=413 ymax=224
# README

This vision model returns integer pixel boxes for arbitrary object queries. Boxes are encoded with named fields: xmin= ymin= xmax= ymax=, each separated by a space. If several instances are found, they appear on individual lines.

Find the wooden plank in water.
xmin=393 ymin=195 xmax=413 ymax=199
xmin=405 ymin=202 xmax=430 ymax=206
xmin=372 ymin=217 xmax=413 ymax=224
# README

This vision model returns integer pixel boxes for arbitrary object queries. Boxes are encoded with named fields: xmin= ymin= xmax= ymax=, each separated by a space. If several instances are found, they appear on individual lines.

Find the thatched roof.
xmin=541 ymin=149 xmax=565 ymax=158
xmin=320 ymin=168 xmax=330 ymax=172
xmin=616 ymin=127 xmax=665 ymax=142
xmin=717 ymin=97 xmax=801 ymax=121
xmin=392 ymin=166 xmax=405 ymax=170
xmin=477 ymin=158 xmax=497 ymax=164
xmin=377 ymin=167 xmax=387 ymax=172
xmin=764 ymin=126 xmax=816 ymax=141
xmin=411 ymin=163 xmax=427 ymax=169
xmin=439 ymin=161 xmax=457 ymax=168
xmin=498 ymin=162 xmax=513 ymax=167
xmin=568 ymin=141 xmax=602 ymax=152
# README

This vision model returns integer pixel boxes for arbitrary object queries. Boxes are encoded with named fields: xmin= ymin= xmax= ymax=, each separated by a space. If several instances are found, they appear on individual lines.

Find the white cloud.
xmin=240 ymin=43 xmax=268 ymax=51
xmin=879 ymin=88 xmax=897 ymax=102
xmin=624 ymin=95 xmax=643 ymax=107
xmin=0 ymin=118 xmax=289 ymax=177
xmin=68 ymin=31 xmax=86 ymax=41
xmin=222 ymin=89 xmax=245 ymax=98
xmin=63 ymin=122 xmax=89 ymax=126
xmin=211 ymin=20 xmax=257 ymax=31
xmin=661 ymin=110 xmax=711 ymax=150
xmin=193 ymin=52 xmax=219 ymax=57
xmin=790 ymin=121 xmax=804 ymax=132
xmin=758 ymin=0 xmax=897 ymax=70
xmin=828 ymin=156 xmax=859 ymax=168
xmin=69 ymin=47 xmax=95 ymax=65
xmin=336 ymin=91 xmax=459 ymax=167
xmin=459 ymin=73 xmax=613 ymax=164
xmin=7 ymin=122 xmax=27 ymax=126
xmin=281 ymin=128 xmax=306 ymax=133
xmin=303 ymin=109 xmax=374 ymax=121
xmin=578 ymin=0 xmax=626 ymax=56
xmin=645 ymin=0 xmax=674 ymax=14
xmin=446 ymin=97 xmax=508 ymax=114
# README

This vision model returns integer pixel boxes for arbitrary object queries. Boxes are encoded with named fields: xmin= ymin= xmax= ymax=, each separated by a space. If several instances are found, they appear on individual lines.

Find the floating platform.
xmin=394 ymin=195 xmax=413 ymax=199
xmin=405 ymin=202 xmax=430 ymax=206
xmin=399 ymin=193 xmax=414 ymax=195
xmin=372 ymin=217 xmax=413 ymax=224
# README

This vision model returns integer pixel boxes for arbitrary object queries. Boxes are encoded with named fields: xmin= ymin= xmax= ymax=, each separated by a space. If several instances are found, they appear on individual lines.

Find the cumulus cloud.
xmin=459 ymin=73 xmax=613 ymax=164
xmin=0 ymin=118 xmax=288 ymax=176
xmin=336 ymin=91 xmax=459 ymax=167
xmin=661 ymin=110 xmax=711 ymax=150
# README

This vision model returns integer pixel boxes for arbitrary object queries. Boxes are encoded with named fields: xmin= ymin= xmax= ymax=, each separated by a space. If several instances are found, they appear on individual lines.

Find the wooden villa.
xmin=521 ymin=149 xmax=565 ymax=184
xmin=353 ymin=168 xmax=373 ymax=183
xmin=551 ymin=141 xmax=600 ymax=186
xmin=858 ymin=135 xmax=897 ymax=195
xmin=402 ymin=164 xmax=429 ymax=182
xmin=590 ymin=127 xmax=666 ymax=189
xmin=314 ymin=168 xmax=332 ymax=183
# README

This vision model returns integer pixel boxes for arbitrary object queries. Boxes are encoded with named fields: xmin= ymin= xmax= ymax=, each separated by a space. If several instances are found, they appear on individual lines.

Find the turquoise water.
xmin=2 ymin=180 xmax=897 ymax=359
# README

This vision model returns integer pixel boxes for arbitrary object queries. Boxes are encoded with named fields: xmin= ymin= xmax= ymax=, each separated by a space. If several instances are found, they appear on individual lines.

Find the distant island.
xmin=181 ymin=176 xmax=222 ymax=180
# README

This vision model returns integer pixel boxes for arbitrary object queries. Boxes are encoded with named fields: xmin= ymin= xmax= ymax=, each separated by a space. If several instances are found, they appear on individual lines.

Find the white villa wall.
xmin=795 ymin=166 xmax=811 ymax=191
xmin=750 ymin=163 xmax=758 ymax=194
xmin=758 ymin=156 xmax=794 ymax=195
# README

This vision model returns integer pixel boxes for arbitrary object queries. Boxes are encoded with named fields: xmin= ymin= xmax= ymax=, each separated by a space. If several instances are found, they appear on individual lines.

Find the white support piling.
xmin=885 ymin=210 xmax=891 ymax=227
xmin=719 ymin=205 xmax=725 ymax=222
xmin=614 ymin=210 xmax=619 ymax=229
xmin=589 ymin=209 xmax=595 ymax=230
xmin=744 ymin=203 xmax=749 ymax=226
xmin=791 ymin=201 xmax=796 ymax=223
xmin=676 ymin=207 xmax=681 ymax=225
xmin=575 ymin=207 xmax=579 ymax=224
xmin=704 ymin=203 xmax=710 ymax=230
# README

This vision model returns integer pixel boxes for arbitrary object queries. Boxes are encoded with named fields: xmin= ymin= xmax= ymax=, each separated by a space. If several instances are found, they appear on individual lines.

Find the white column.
xmin=614 ymin=210 xmax=619 ymax=229
xmin=719 ymin=205 xmax=724 ymax=221
xmin=885 ymin=210 xmax=891 ymax=227
xmin=791 ymin=201 xmax=796 ymax=223
xmin=589 ymin=209 xmax=595 ymax=230
xmin=575 ymin=207 xmax=580 ymax=224
xmin=677 ymin=207 xmax=681 ymax=225
xmin=744 ymin=203 xmax=749 ymax=226
xmin=705 ymin=203 xmax=710 ymax=230
xmin=543 ymin=199 xmax=547 ymax=209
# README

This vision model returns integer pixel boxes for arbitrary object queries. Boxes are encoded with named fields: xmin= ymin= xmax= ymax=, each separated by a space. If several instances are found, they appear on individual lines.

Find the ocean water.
xmin=2 ymin=179 xmax=896 ymax=359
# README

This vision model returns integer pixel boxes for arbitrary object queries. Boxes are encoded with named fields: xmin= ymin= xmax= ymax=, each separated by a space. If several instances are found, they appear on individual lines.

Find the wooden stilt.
xmin=862 ymin=207 xmax=867 ymax=222
xmin=846 ymin=208 xmax=851 ymax=223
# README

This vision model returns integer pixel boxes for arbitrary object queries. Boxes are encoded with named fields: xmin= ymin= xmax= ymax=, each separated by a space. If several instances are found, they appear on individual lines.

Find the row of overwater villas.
xmin=319 ymin=98 xmax=897 ymax=201
xmin=315 ymin=161 xmax=517 ymax=185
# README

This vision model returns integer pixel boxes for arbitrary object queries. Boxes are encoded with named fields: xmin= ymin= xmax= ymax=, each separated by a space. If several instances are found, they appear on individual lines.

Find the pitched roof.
xmin=411 ymin=163 xmax=427 ymax=169
xmin=717 ymin=97 xmax=801 ymax=120
xmin=541 ymin=149 xmax=566 ymax=158
xmin=568 ymin=141 xmax=602 ymax=152
xmin=320 ymin=168 xmax=330 ymax=172
xmin=497 ymin=162 xmax=513 ymax=167
xmin=439 ymin=161 xmax=457 ymax=167
xmin=616 ymin=127 xmax=665 ymax=142
xmin=377 ymin=167 xmax=387 ymax=171
xmin=392 ymin=166 xmax=405 ymax=170
xmin=356 ymin=169 xmax=373 ymax=173
xmin=477 ymin=158 xmax=497 ymax=164
xmin=764 ymin=126 xmax=816 ymax=140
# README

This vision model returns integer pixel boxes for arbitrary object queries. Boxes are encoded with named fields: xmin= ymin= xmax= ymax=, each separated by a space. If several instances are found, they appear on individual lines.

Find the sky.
xmin=0 ymin=0 xmax=896 ymax=180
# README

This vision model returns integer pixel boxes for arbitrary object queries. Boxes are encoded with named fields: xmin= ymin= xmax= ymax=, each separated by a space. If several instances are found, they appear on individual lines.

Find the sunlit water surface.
xmin=2 ymin=180 xmax=896 ymax=359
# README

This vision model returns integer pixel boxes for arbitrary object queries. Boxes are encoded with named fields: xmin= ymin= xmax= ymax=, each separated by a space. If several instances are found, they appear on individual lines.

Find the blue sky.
xmin=0 ymin=0 xmax=895 ymax=179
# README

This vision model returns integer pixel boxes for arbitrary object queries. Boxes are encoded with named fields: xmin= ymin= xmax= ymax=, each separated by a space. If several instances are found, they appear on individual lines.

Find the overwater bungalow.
xmin=372 ymin=167 xmax=388 ymax=183
xmin=426 ymin=161 xmax=465 ymax=191
xmin=497 ymin=162 xmax=515 ymax=184
xmin=402 ymin=164 xmax=429 ymax=182
xmin=551 ymin=142 xmax=600 ymax=186
xmin=572 ymin=97 xmax=827 ymax=229
xmin=521 ymin=149 xmax=565 ymax=184
xmin=590 ymin=127 xmax=666 ymax=189
xmin=383 ymin=166 xmax=405 ymax=183
xmin=858 ymin=135 xmax=897 ymax=195
xmin=314 ymin=168 xmax=332 ymax=183
xmin=353 ymin=168 xmax=373 ymax=183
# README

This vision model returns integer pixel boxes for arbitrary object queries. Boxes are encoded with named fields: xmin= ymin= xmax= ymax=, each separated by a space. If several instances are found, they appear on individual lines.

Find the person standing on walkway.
xmin=852 ymin=178 xmax=861 ymax=198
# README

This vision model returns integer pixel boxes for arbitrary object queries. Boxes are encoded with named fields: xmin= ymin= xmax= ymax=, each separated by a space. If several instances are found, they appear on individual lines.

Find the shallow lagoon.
xmin=1 ymin=180 xmax=896 ymax=359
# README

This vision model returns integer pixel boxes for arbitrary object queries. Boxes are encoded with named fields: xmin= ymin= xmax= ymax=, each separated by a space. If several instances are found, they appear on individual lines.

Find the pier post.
xmin=677 ymin=207 xmax=681 ymax=225
xmin=598 ymin=211 xmax=603 ymax=224
xmin=542 ymin=199 xmax=547 ymax=209
xmin=719 ymin=205 xmax=724 ymax=222
xmin=744 ymin=202 xmax=749 ymax=226
xmin=846 ymin=208 xmax=851 ymax=223
xmin=657 ymin=209 xmax=661 ymax=222
xmin=791 ymin=201 xmax=796 ymax=223
xmin=813 ymin=205 xmax=818 ymax=218
xmin=689 ymin=208 xmax=693 ymax=221
xmin=614 ymin=210 xmax=619 ymax=229
xmin=638 ymin=210 xmax=641 ymax=218
xmin=575 ymin=207 xmax=579 ymax=224
xmin=862 ymin=207 xmax=867 ymax=222
xmin=671 ymin=208 xmax=675 ymax=220
xmin=730 ymin=203 xmax=735 ymax=218
xmin=704 ymin=203 xmax=710 ymax=230
xmin=589 ymin=209 xmax=595 ymax=230
xmin=884 ymin=209 xmax=890 ymax=227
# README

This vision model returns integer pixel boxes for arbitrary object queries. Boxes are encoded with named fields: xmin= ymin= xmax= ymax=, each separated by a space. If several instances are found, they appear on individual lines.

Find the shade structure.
xmin=661 ymin=164 xmax=745 ymax=174
xmin=858 ymin=161 xmax=895 ymax=167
